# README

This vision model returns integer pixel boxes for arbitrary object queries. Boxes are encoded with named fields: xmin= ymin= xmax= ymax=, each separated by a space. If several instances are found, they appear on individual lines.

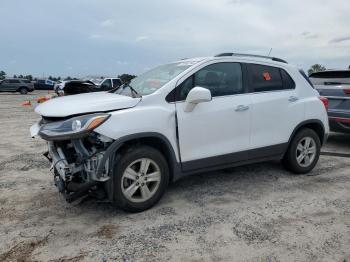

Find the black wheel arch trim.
xmin=96 ymin=132 xmax=181 ymax=183
xmin=17 ymin=86 xmax=29 ymax=92
xmin=287 ymin=119 xmax=327 ymax=148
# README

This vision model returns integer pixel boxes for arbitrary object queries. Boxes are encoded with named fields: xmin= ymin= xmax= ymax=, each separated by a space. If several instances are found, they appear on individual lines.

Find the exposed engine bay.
xmin=37 ymin=115 xmax=115 ymax=202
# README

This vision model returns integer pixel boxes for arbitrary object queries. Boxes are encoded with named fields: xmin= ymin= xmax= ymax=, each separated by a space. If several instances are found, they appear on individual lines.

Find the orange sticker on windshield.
xmin=263 ymin=72 xmax=271 ymax=81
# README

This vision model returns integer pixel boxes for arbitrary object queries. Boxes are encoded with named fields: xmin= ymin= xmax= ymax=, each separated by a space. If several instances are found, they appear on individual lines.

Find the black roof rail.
xmin=214 ymin=53 xmax=288 ymax=64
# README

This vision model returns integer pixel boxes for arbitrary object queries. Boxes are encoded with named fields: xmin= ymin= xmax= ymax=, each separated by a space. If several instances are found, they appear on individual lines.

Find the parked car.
xmin=98 ymin=77 xmax=122 ymax=90
xmin=54 ymin=78 xmax=122 ymax=95
xmin=309 ymin=69 xmax=350 ymax=133
xmin=59 ymin=80 xmax=97 ymax=95
xmin=30 ymin=53 xmax=329 ymax=212
xmin=34 ymin=79 xmax=55 ymax=90
xmin=0 ymin=78 xmax=34 ymax=94
xmin=53 ymin=80 xmax=66 ymax=94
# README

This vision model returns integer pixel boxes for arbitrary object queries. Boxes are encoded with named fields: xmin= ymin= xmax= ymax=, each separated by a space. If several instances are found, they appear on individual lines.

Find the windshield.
xmin=89 ymin=78 xmax=103 ymax=85
xmin=117 ymin=62 xmax=194 ymax=96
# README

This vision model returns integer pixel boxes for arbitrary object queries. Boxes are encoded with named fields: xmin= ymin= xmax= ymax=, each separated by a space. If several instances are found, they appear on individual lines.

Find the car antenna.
xmin=267 ymin=48 xmax=272 ymax=57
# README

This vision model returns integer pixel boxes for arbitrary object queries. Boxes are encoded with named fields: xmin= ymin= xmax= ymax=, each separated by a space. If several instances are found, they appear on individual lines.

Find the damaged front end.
xmin=32 ymin=113 xmax=114 ymax=202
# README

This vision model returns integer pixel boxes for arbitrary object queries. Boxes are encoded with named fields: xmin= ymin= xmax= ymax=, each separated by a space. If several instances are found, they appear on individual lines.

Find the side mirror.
xmin=184 ymin=86 xmax=212 ymax=112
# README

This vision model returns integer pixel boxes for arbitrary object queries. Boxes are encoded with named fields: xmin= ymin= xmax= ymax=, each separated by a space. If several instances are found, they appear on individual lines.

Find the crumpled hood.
xmin=35 ymin=92 xmax=141 ymax=117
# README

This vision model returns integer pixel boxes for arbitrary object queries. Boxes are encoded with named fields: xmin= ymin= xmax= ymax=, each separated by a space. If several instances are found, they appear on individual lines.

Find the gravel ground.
xmin=0 ymin=91 xmax=349 ymax=262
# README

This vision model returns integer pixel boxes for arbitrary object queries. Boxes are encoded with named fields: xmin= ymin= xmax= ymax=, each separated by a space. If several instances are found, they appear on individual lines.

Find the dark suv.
xmin=0 ymin=78 xmax=34 ymax=94
xmin=309 ymin=70 xmax=350 ymax=133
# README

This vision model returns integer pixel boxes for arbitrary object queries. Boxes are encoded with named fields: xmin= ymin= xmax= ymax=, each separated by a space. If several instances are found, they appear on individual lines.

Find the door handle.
xmin=288 ymin=96 xmax=299 ymax=102
xmin=235 ymin=105 xmax=249 ymax=112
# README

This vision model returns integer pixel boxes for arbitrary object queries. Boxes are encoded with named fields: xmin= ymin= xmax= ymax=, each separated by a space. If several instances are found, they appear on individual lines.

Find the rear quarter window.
xmin=280 ymin=69 xmax=295 ymax=89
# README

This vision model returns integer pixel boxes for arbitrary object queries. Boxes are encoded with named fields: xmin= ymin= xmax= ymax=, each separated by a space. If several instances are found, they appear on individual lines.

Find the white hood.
xmin=35 ymin=92 xmax=141 ymax=117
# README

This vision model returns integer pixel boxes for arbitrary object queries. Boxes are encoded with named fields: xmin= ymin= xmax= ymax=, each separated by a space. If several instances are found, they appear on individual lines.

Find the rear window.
xmin=112 ymin=79 xmax=122 ymax=87
xmin=309 ymin=71 xmax=350 ymax=79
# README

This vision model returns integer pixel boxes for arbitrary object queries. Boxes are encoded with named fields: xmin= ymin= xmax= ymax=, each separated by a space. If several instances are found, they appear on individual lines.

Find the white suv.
xmin=30 ymin=53 xmax=329 ymax=212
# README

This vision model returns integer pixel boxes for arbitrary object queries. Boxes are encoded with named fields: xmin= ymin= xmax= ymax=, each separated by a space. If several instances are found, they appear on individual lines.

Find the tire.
xmin=283 ymin=128 xmax=321 ymax=174
xmin=19 ymin=87 xmax=28 ymax=94
xmin=113 ymin=145 xmax=169 ymax=212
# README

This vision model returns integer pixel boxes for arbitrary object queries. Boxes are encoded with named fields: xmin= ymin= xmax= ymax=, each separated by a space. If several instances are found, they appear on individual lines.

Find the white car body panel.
xmin=32 ymin=55 xmax=329 ymax=170
xmin=94 ymin=99 xmax=180 ymax=161
xmin=176 ymin=94 xmax=252 ymax=162
xmin=35 ymin=92 xmax=141 ymax=117
xmin=249 ymin=89 xmax=304 ymax=148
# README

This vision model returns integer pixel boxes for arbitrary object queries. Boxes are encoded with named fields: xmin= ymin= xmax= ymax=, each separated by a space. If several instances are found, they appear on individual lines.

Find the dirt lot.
xmin=0 ymin=91 xmax=349 ymax=262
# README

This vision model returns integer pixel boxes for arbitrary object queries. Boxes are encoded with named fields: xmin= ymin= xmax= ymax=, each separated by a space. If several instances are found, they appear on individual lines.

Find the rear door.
xmin=247 ymin=63 xmax=304 ymax=156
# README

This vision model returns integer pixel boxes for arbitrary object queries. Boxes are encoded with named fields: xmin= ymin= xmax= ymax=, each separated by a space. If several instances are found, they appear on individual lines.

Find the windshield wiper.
xmin=121 ymin=82 xmax=141 ymax=98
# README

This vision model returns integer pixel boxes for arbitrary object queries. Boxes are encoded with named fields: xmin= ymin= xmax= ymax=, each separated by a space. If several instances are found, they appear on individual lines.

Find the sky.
xmin=0 ymin=0 xmax=349 ymax=78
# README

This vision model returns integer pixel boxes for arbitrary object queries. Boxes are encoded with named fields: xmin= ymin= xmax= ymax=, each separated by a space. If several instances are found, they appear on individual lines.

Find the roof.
xmin=176 ymin=53 xmax=290 ymax=68
xmin=320 ymin=69 xmax=350 ymax=72
xmin=214 ymin=53 xmax=288 ymax=63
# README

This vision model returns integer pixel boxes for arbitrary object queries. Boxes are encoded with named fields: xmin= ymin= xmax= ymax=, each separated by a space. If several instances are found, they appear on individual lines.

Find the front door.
xmin=175 ymin=62 xmax=252 ymax=172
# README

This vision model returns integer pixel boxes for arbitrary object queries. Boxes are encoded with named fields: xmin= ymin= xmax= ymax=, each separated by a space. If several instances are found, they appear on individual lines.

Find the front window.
xmin=117 ymin=62 xmax=194 ymax=96
xmin=175 ymin=62 xmax=243 ymax=101
xmin=100 ymin=79 xmax=112 ymax=89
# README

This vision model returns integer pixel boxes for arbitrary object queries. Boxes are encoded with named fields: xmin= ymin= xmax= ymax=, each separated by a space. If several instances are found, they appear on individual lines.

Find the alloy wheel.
xmin=296 ymin=137 xmax=317 ymax=167
xmin=121 ymin=158 xmax=161 ymax=203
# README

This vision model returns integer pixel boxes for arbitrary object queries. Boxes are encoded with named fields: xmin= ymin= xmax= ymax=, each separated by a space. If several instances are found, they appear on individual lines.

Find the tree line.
xmin=0 ymin=70 xmax=136 ymax=83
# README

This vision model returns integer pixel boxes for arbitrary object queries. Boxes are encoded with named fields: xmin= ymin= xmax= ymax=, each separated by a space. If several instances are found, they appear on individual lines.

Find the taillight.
xmin=319 ymin=96 xmax=329 ymax=111
xmin=344 ymin=88 xmax=350 ymax=95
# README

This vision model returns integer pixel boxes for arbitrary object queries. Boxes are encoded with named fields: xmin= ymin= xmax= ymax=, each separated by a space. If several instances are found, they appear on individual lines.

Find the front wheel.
xmin=19 ymin=87 xmax=28 ymax=94
xmin=113 ymin=145 xmax=169 ymax=212
xmin=283 ymin=128 xmax=321 ymax=174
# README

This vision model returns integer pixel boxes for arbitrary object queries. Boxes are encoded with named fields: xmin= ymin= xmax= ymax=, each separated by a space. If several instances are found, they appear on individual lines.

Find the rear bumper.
xmin=328 ymin=109 xmax=350 ymax=133
xmin=329 ymin=118 xmax=350 ymax=133
xmin=328 ymin=109 xmax=350 ymax=119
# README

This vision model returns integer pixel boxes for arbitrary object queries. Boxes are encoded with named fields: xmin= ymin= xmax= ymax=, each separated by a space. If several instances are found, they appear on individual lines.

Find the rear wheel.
xmin=283 ymin=128 xmax=321 ymax=174
xmin=113 ymin=145 xmax=169 ymax=212
xmin=19 ymin=87 xmax=28 ymax=94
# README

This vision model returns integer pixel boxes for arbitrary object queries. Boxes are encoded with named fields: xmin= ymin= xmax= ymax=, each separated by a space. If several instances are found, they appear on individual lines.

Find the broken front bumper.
xmin=46 ymin=138 xmax=112 ymax=202
xmin=30 ymin=122 xmax=41 ymax=138
xmin=47 ymin=141 xmax=110 ymax=182
xmin=31 ymin=121 xmax=113 ymax=202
